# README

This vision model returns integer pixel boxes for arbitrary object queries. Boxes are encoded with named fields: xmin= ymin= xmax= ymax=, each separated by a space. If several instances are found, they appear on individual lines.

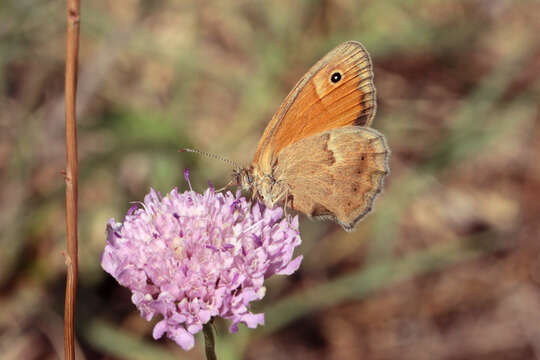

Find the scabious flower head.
xmin=101 ymin=178 xmax=302 ymax=350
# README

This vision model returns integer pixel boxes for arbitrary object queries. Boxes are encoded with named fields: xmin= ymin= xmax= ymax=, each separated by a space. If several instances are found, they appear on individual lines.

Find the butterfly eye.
xmin=330 ymin=72 xmax=342 ymax=83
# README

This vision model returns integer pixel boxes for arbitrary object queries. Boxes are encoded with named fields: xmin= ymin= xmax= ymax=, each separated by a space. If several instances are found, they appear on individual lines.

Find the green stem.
xmin=203 ymin=321 xmax=217 ymax=360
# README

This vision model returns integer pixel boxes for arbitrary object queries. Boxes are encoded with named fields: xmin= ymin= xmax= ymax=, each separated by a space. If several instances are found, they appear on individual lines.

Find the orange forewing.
xmin=253 ymin=41 xmax=376 ymax=172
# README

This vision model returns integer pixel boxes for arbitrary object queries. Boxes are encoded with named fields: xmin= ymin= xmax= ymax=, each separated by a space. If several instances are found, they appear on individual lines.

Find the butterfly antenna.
xmin=179 ymin=148 xmax=241 ymax=169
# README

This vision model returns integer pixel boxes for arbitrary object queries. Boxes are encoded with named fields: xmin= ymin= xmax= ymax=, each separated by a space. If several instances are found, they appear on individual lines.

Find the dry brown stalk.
xmin=64 ymin=0 xmax=81 ymax=359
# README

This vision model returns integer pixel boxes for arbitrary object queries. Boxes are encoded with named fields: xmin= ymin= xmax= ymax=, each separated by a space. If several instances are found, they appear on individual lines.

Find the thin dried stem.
xmin=64 ymin=0 xmax=81 ymax=359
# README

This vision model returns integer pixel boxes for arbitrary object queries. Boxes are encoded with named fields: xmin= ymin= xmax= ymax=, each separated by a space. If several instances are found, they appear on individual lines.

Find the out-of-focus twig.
xmin=64 ymin=0 xmax=80 ymax=359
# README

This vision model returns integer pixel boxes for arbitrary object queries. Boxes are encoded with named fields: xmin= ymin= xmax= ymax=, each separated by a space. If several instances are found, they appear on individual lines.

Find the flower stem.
xmin=203 ymin=321 xmax=217 ymax=360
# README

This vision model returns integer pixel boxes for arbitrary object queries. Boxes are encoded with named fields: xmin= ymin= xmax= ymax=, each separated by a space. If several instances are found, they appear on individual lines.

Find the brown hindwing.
xmin=274 ymin=126 xmax=389 ymax=231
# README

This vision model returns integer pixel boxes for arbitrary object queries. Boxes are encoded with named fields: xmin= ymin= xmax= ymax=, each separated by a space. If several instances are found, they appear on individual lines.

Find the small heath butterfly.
xmin=233 ymin=41 xmax=390 ymax=231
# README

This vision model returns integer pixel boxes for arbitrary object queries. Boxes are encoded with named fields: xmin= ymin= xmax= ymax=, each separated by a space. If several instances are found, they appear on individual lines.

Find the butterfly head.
xmin=232 ymin=167 xmax=254 ymax=192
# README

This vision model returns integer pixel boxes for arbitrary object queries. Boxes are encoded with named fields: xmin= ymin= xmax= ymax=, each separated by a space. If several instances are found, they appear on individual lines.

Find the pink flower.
xmin=101 ymin=179 xmax=302 ymax=350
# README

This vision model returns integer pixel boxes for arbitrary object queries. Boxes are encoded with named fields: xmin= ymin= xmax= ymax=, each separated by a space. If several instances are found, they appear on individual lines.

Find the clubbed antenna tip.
xmin=179 ymin=148 xmax=241 ymax=169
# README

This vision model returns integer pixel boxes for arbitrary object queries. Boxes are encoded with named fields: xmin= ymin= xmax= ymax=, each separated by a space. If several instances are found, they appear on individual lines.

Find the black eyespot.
xmin=330 ymin=72 xmax=342 ymax=83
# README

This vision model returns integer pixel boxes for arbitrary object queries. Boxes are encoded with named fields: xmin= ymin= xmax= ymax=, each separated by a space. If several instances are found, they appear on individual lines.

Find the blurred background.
xmin=1 ymin=0 xmax=540 ymax=359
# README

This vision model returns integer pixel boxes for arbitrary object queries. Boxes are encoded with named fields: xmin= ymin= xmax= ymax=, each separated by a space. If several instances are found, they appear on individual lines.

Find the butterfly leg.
xmin=216 ymin=179 xmax=235 ymax=193
xmin=283 ymin=188 xmax=290 ymax=220
xmin=251 ymin=190 xmax=257 ymax=202
xmin=272 ymin=181 xmax=291 ymax=221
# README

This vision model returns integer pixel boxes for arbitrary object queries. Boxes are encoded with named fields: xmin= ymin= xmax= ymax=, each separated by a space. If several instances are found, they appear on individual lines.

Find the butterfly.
xmin=231 ymin=41 xmax=390 ymax=231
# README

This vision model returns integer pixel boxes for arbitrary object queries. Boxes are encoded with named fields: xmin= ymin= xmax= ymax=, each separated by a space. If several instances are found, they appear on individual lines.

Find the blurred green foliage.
xmin=1 ymin=0 xmax=540 ymax=359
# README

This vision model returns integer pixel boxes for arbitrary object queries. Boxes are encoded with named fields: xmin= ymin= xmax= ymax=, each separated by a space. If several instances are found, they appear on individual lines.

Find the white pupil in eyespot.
xmin=331 ymin=72 xmax=341 ymax=83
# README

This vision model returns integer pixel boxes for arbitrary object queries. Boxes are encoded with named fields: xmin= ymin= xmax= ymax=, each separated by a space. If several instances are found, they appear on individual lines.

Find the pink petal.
xmin=187 ymin=323 xmax=202 ymax=334
xmin=243 ymin=313 xmax=264 ymax=328
xmin=172 ymin=327 xmax=195 ymax=350
xmin=277 ymin=255 xmax=303 ymax=275
xmin=152 ymin=320 xmax=167 ymax=339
